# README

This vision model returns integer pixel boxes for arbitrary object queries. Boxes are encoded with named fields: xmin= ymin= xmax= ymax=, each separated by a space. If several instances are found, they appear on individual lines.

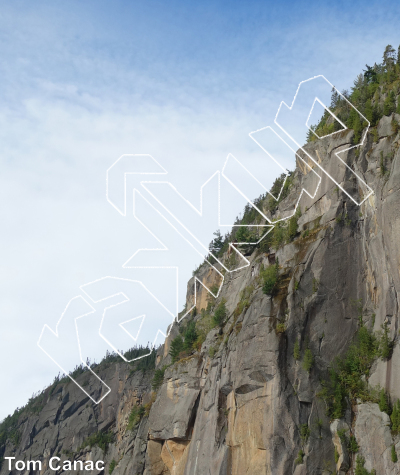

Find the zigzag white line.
xmin=37 ymin=296 xmax=111 ymax=404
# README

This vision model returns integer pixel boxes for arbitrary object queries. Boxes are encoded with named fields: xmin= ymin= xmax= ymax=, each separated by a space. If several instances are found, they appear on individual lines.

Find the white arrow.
xmin=275 ymin=75 xmax=373 ymax=206
xmin=37 ymin=296 xmax=111 ymax=404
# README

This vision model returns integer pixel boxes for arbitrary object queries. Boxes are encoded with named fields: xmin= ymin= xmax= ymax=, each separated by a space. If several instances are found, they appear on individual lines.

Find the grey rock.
xmin=4 ymin=112 xmax=400 ymax=474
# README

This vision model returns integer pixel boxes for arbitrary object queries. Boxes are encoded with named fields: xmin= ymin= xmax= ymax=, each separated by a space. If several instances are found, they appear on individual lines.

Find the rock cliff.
xmin=2 ymin=111 xmax=400 ymax=475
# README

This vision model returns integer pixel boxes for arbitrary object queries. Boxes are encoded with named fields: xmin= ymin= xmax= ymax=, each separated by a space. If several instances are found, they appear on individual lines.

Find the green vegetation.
xmin=314 ymin=418 xmax=323 ymax=438
xmin=300 ymin=424 xmax=310 ymax=443
xmin=143 ymin=393 xmax=156 ymax=417
xmin=355 ymin=455 xmax=376 ymax=475
xmin=287 ymin=208 xmax=301 ymax=241
xmin=0 ymin=376 xmax=65 ymax=457
xmin=308 ymin=44 xmax=400 ymax=146
xmin=183 ymin=320 xmax=198 ymax=349
xmin=295 ymin=449 xmax=304 ymax=465
xmin=276 ymin=322 xmax=286 ymax=334
xmin=348 ymin=435 xmax=359 ymax=453
xmin=233 ymin=285 xmax=254 ymax=318
xmin=378 ymin=388 xmax=390 ymax=414
xmin=302 ymin=348 xmax=314 ymax=373
xmin=379 ymin=323 xmax=392 ymax=359
xmin=337 ymin=428 xmax=347 ymax=443
xmin=235 ymin=225 xmax=259 ymax=244
xmin=261 ymin=261 xmax=279 ymax=296
xmin=335 ymin=429 xmax=359 ymax=455
xmin=0 ymin=409 xmax=21 ymax=452
xmin=208 ymin=230 xmax=229 ymax=258
xmin=370 ymin=127 xmax=379 ymax=143
xmin=170 ymin=335 xmax=185 ymax=363
xmin=205 ymin=284 xmax=219 ymax=309
xmin=318 ymin=321 xmax=395 ymax=419
xmin=152 ymin=367 xmax=166 ymax=391
xmin=169 ymin=318 xmax=200 ymax=363
xmin=294 ymin=339 xmax=300 ymax=360
xmin=380 ymin=151 xmax=387 ymax=176
xmin=392 ymin=445 xmax=398 ymax=463
xmin=260 ymin=208 xmax=301 ymax=251
xmin=202 ymin=171 xmax=298 ymax=262
xmin=80 ymin=430 xmax=114 ymax=453
xmin=312 ymin=278 xmax=319 ymax=294
xmin=196 ymin=309 xmax=214 ymax=343
xmin=98 ymin=345 xmax=156 ymax=373
xmin=334 ymin=447 xmax=339 ymax=463
xmin=261 ymin=172 xmax=294 ymax=214
xmin=206 ymin=188 xmax=278 ymax=260
xmin=233 ymin=298 xmax=249 ymax=318
xmin=109 ymin=459 xmax=117 ymax=474
xmin=211 ymin=173 xmax=297 ymax=255
xmin=213 ymin=300 xmax=228 ymax=328
xmin=391 ymin=400 xmax=400 ymax=433
xmin=163 ymin=300 xmax=227 ymax=363
xmin=0 ymin=344 xmax=157 ymax=465
xmin=124 ymin=346 xmax=156 ymax=368
xmin=126 ymin=405 xmax=145 ymax=430
xmin=201 ymin=45 xmax=400 ymax=270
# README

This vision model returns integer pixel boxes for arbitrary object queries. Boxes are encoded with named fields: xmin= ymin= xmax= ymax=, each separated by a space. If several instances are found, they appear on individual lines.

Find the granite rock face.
xmin=3 ymin=114 xmax=400 ymax=474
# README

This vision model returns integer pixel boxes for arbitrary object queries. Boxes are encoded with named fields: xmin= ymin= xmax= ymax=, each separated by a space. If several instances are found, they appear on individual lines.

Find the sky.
xmin=1 ymin=0 xmax=400 ymax=419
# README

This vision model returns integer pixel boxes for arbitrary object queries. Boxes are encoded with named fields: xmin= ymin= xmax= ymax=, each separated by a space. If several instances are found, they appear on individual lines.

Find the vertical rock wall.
xmin=2 ymin=114 xmax=400 ymax=474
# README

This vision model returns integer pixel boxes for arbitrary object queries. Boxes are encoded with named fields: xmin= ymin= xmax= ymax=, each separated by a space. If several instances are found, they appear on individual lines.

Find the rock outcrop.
xmin=2 ymin=112 xmax=400 ymax=474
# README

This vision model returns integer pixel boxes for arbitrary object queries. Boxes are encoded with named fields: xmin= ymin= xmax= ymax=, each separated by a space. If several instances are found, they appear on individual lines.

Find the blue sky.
xmin=1 ymin=0 xmax=400 ymax=419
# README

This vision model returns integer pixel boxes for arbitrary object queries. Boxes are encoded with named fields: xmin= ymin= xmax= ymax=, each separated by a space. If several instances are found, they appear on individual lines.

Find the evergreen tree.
xmin=379 ymin=323 xmax=392 ymax=358
xmin=209 ymin=230 xmax=224 ymax=255
xmin=378 ymin=388 xmax=390 ymax=414
xmin=330 ymin=88 xmax=339 ymax=108
xmin=235 ymin=226 xmax=250 ymax=242
xmin=306 ymin=124 xmax=317 ymax=143
xmin=332 ymin=382 xmax=346 ymax=419
xmin=383 ymin=45 xmax=396 ymax=70
xmin=352 ymin=73 xmax=364 ymax=93
xmin=391 ymin=400 xmax=400 ymax=433
xmin=364 ymin=99 xmax=374 ymax=124
xmin=352 ymin=112 xmax=363 ymax=143
xmin=261 ymin=261 xmax=279 ymax=295
xmin=213 ymin=301 xmax=227 ymax=327
xmin=302 ymin=348 xmax=313 ymax=372
xmin=347 ymin=107 xmax=357 ymax=129
xmin=383 ymin=91 xmax=396 ymax=116
xmin=169 ymin=335 xmax=184 ymax=363
xmin=152 ymin=367 xmax=166 ymax=391
xmin=183 ymin=321 xmax=198 ymax=350
xmin=363 ymin=64 xmax=377 ymax=83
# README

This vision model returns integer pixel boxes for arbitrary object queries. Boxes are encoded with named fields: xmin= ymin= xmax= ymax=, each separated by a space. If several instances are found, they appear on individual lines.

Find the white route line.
xmin=79 ymin=276 xmax=175 ymax=362
xmin=140 ymin=170 xmax=271 ymax=271
xmin=129 ymin=189 xmax=225 ymax=321
xmin=106 ymin=154 xmax=168 ymax=216
xmin=247 ymin=126 xmax=322 ymax=219
xmin=37 ymin=296 xmax=111 ymax=404
xmin=274 ymin=75 xmax=373 ymax=206
xmin=39 ymin=75 xmax=375 ymax=403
